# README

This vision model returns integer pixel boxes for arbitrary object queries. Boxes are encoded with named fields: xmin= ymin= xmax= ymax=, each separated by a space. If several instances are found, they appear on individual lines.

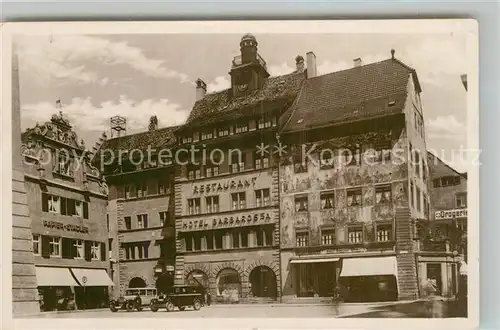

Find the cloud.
xmin=426 ymin=115 xmax=466 ymax=141
xmin=318 ymin=53 xmax=387 ymax=75
xmin=268 ymin=62 xmax=295 ymax=76
xmin=207 ymin=76 xmax=230 ymax=93
xmin=21 ymin=96 xmax=190 ymax=134
xmin=15 ymin=35 xmax=190 ymax=86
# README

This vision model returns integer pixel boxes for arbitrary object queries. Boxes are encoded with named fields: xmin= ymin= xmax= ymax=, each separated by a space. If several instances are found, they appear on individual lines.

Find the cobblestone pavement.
xmin=25 ymin=302 xmax=415 ymax=318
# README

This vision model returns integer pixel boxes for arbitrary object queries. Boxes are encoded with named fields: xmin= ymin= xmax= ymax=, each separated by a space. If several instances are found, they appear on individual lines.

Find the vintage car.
xmin=150 ymin=285 xmax=204 ymax=312
xmin=109 ymin=288 xmax=157 ymax=312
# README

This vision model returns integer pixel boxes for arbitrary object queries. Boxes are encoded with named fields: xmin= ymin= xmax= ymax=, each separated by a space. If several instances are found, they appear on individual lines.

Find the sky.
xmin=16 ymin=32 xmax=468 ymax=171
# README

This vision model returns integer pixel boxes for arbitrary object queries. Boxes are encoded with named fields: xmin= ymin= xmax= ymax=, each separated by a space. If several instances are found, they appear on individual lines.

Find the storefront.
xmin=417 ymin=255 xmax=460 ymax=298
xmin=216 ymin=268 xmax=242 ymax=303
xmin=289 ymin=256 xmax=339 ymax=297
xmin=338 ymin=256 xmax=399 ymax=302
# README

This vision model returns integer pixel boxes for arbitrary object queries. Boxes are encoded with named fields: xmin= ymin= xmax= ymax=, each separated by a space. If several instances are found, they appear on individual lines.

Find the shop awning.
xmin=290 ymin=257 xmax=340 ymax=264
xmin=340 ymin=256 xmax=398 ymax=277
xmin=70 ymin=268 xmax=114 ymax=286
xmin=35 ymin=266 xmax=80 ymax=286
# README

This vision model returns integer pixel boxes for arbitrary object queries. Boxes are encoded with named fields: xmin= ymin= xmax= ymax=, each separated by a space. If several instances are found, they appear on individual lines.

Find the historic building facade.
xmin=99 ymin=117 xmax=177 ymax=296
xmin=277 ymin=52 xmax=433 ymax=302
xmin=173 ymin=34 xmax=304 ymax=303
xmin=21 ymin=110 xmax=112 ymax=311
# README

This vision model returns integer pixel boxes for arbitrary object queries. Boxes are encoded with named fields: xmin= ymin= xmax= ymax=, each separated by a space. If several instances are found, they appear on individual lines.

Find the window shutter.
xmin=144 ymin=215 xmax=148 ymax=229
xmin=60 ymin=197 xmax=67 ymax=215
xmin=42 ymin=193 xmax=48 ymax=212
xmin=61 ymin=238 xmax=71 ymax=259
xmin=83 ymin=202 xmax=89 ymax=219
xmin=84 ymin=241 xmax=92 ymax=261
xmin=101 ymin=242 xmax=106 ymax=261
xmin=41 ymin=236 xmax=50 ymax=258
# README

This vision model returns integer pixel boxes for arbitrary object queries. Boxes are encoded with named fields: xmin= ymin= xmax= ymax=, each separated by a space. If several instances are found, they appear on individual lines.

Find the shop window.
xmin=294 ymin=195 xmax=308 ymax=212
xmin=321 ymin=228 xmax=335 ymax=245
xmin=346 ymin=189 xmax=362 ymax=207
xmin=456 ymin=193 xmax=467 ymax=208
xmin=348 ymin=226 xmax=363 ymax=244
xmin=231 ymin=192 xmax=246 ymax=210
xmin=124 ymin=216 xmax=132 ymax=230
xmin=376 ymin=223 xmax=392 ymax=242
xmin=319 ymin=148 xmax=334 ymax=169
xmin=426 ymin=263 xmax=443 ymax=294
xmin=159 ymin=211 xmax=169 ymax=227
xmin=295 ymin=230 xmax=309 ymax=247
xmin=216 ymin=268 xmax=242 ymax=300
xmin=32 ymin=235 xmax=40 ymax=256
xmin=49 ymin=237 xmax=61 ymax=257
xmin=375 ymin=185 xmax=392 ymax=204
xmin=320 ymin=191 xmax=335 ymax=209
xmin=206 ymin=196 xmax=219 ymax=213
xmin=137 ymin=214 xmax=148 ymax=229
xmin=231 ymin=152 xmax=245 ymax=173
xmin=293 ymin=154 xmax=308 ymax=173
xmin=74 ymin=240 xmax=84 ymax=259
xmin=235 ymin=122 xmax=249 ymax=133
xmin=188 ymin=198 xmax=201 ymax=215
xmin=255 ymin=189 xmax=270 ymax=207
xmin=136 ymin=182 xmax=148 ymax=198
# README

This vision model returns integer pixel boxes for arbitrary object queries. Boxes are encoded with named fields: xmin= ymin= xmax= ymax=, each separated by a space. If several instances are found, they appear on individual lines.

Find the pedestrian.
xmin=332 ymin=285 xmax=342 ymax=316
xmin=423 ymin=278 xmax=441 ymax=318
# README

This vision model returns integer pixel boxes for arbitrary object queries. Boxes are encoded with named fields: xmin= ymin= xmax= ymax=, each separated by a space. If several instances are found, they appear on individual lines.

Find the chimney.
xmin=295 ymin=55 xmax=305 ymax=73
xmin=353 ymin=58 xmax=363 ymax=67
xmin=195 ymin=78 xmax=207 ymax=101
xmin=306 ymin=52 xmax=317 ymax=78
xmin=149 ymin=115 xmax=159 ymax=131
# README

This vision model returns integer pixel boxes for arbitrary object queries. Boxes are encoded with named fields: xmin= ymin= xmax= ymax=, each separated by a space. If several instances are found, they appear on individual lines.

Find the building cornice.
xmin=25 ymin=174 xmax=107 ymax=199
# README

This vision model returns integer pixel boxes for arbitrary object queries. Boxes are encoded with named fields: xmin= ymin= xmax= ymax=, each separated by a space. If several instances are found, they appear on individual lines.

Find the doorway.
xmin=249 ymin=266 xmax=277 ymax=299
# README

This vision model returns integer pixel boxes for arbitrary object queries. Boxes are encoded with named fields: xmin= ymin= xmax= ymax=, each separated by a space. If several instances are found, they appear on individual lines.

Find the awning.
xmin=71 ymin=268 xmax=114 ymax=286
xmin=290 ymin=257 xmax=340 ymax=264
xmin=340 ymin=256 xmax=398 ymax=277
xmin=35 ymin=266 xmax=80 ymax=286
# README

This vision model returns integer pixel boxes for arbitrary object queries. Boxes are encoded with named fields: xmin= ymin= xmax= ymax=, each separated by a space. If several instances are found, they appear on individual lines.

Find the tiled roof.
xmin=184 ymin=71 xmax=306 ymax=127
xmin=281 ymin=59 xmax=419 ymax=133
xmin=427 ymin=152 xmax=467 ymax=180
xmin=99 ymin=125 xmax=179 ymax=153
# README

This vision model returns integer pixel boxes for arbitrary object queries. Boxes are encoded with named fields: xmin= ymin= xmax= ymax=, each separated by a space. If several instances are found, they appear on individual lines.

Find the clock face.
xmin=237 ymin=84 xmax=248 ymax=92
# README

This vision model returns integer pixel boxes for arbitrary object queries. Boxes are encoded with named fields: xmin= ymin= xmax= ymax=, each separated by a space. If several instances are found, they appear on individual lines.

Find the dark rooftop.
xmin=281 ymin=58 xmax=420 ymax=133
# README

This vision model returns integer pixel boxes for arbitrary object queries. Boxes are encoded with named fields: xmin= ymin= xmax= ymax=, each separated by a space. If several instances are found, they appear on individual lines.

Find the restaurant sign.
xmin=182 ymin=212 xmax=272 ymax=231
xmin=43 ymin=220 xmax=89 ymax=233
xmin=193 ymin=177 xmax=257 ymax=195
xmin=435 ymin=208 xmax=467 ymax=220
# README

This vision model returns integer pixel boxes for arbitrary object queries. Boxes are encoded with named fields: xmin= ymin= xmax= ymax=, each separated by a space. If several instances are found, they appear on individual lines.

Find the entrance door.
xmin=295 ymin=264 xmax=314 ymax=297
xmin=426 ymin=263 xmax=443 ymax=295
xmin=249 ymin=266 xmax=277 ymax=299
xmin=316 ymin=263 xmax=336 ymax=297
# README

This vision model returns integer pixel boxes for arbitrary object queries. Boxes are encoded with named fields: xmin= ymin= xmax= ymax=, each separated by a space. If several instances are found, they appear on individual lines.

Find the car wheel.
xmin=193 ymin=299 xmax=202 ymax=311
xmin=178 ymin=306 xmax=185 ymax=311
xmin=165 ymin=301 xmax=175 ymax=312
xmin=126 ymin=301 xmax=135 ymax=312
xmin=150 ymin=301 xmax=159 ymax=312
xmin=110 ymin=303 xmax=118 ymax=313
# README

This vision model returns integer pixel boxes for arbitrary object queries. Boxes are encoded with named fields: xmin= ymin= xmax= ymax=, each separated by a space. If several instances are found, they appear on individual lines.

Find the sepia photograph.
xmin=3 ymin=20 xmax=478 ymax=329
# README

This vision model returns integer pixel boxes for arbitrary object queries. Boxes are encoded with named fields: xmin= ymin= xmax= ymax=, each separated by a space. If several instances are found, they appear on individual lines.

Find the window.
xmin=74 ymin=240 xmax=84 ymax=259
xmin=371 ymin=141 xmax=392 ymax=163
xmin=205 ymin=165 xmax=219 ymax=177
xmin=214 ymin=232 xmax=223 ymax=250
xmin=409 ymin=143 xmax=413 ymax=162
xmin=321 ymin=228 xmax=335 ymax=245
xmin=137 ymin=214 xmax=148 ymax=229
xmin=55 ymin=152 xmax=72 ymax=176
xmin=293 ymin=154 xmax=307 ymax=173
xmin=415 ymin=151 xmax=421 ymax=177
xmin=32 ymin=235 xmax=40 ymax=256
xmin=125 ymin=185 xmax=131 ymax=199
xmin=258 ymin=117 xmax=272 ymax=129
xmin=319 ymin=149 xmax=334 ymax=169
xmin=348 ymin=227 xmax=363 ymax=243
xmin=410 ymin=181 xmax=415 ymax=207
xmin=91 ymin=242 xmax=100 ymax=260
xmin=106 ymin=214 xmax=110 ymax=231
xmin=439 ymin=176 xmax=461 ymax=187
xmin=320 ymin=191 xmax=335 ymax=209
xmin=206 ymin=233 xmax=214 ymax=250
xmin=375 ymin=185 xmax=392 ymax=204
xmin=48 ymin=195 xmax=60 ymax=214
xmin=182 ymin=136 xmax=193 ymax=144
xmin=254 ymin=151 xmax=269 ymax=169
xmin=240 ymin=229 xmax=248 ymax=248
xmin=49 ymin=237 xmax=61 ymax=257
xmin=187 ymin=165 xmax=201 ymax=180
xmin=255 ymin=189 xmax=270 ymax=207
xmin=422 ymin=160 xmax=427 ymax=181
xmin=295 ymin=231 xmax=309 ymax=247
xmin=416 ymin=187 xmax=421 ymax=212
xmin=342 ymin=148 xmax=358 ymax=166
xmin=433 ymin=179 xmax=441 ymax=188
xmin=159 ymin=211 xmax=169 ymax=226
xmin=158 ymin=181 xmax=168 ymax=195
xmin=231 ymin=152 xmax=245 ymax=173
xmin=206 ymin=196 xmax=219 ymax=213
xmin=347 ymin=189 xmax=362 ymax=207
xmin=231 ymin=192 xmax=246 ymax=210
xmin=232 ymin=231 xmax=240 ymax=248
xmin=136 ymin=183 xmax=147 ymax=198
xmin=188 ymin=198 xmax=201 ymax=215
xmin=124 ymin=216 xmax=132 ymax=230
xmin=264 ymin=227 xmax=273 ymax=246
xmin=423 ymin=194 xmax=429 ymax=216
xmin=235 ymin=122 xmax=249 ymax=133
xmin=376 ymin=224 xmax=392 ymax=242
xmin=456 ymin=194 xmax=467 ymax=208
xmin=218 ymin=127 xmax=230 ymax=137
xmin=294 ymin=195 xmax=308 ymax=212
xmin=201 ymin=129 xmax=214 ymax=140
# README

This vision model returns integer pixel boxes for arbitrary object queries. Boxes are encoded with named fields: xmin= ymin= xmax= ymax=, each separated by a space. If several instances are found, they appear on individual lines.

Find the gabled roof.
xmin=183 ymin=71 xmax=306 ymax=128
xmin=427 ymin=152 xmax=467 ymax=180
xmin=281 ymin=58 xmax=418 ymax=133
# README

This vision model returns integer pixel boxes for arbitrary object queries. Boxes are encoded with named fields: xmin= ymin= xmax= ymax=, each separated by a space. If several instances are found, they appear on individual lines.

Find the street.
xmin=24 ymin=301 xmax=465 ymax=318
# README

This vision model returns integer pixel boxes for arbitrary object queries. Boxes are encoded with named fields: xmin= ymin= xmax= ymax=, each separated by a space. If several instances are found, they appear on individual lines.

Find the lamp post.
xmin=82 ymin=276 xmax=87 ymax=310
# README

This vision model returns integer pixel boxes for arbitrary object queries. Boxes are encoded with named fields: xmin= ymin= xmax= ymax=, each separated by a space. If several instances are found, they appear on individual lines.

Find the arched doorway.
xmin=155 ymin=273 xmax=174 ymax=294
xmin=216 ymin=268 xmax=241 ymax=303
xmin=249 ymin=266 xmax=277 ymax=299
xmin=129 ymin=277 xmax=147 ymax=288
xmin=186 ymin=270 xmax=209 ymax=288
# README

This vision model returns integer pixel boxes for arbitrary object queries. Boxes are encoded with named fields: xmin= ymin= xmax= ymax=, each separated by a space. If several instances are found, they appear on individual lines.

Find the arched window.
xmin=129 ymin=277 xmax=147 ymax=288
xmin=186 ymin=270 xmax=209 ymax=288
xmin=249 ymin=266 xmax=277 ymax=299
xmin=216 ymin=268 xmax=241 ymax=302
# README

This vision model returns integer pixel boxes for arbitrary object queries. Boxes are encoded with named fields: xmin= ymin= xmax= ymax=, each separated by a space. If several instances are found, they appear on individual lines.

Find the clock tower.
xmin=230 ymin=34 xmax=270 ymax=97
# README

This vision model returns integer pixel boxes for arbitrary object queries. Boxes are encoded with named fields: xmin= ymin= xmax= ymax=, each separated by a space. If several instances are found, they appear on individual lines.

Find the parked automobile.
xmin=110 ymin=288 xmax=157 ymax=312
xmin=150 ymin=285 xmax=204 ymax=312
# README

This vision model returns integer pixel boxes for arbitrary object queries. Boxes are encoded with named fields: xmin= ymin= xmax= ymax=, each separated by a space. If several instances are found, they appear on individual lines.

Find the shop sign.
xmin=193 ymin=177 xmax=257 ymax=195
xmin=182 ymin=212 xmax=272 ymax=230
xmin=43 ymin=220 xmax=89 ymax=233
xmin=435 ymin=208 xmax=467 ymax=220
